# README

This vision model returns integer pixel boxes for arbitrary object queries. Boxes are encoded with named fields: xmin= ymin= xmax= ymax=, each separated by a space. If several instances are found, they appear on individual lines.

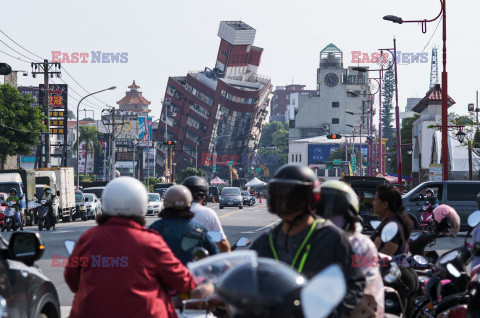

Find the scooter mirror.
xmin=64 ymin=240 xmax=76 ymax=255
xmin=301 ymin=264 xmax=346 ymax=318
xmin=446 ymin=263 xmax=461 ymax=278
xmin=0 ymin=295 xmax=6 ymax=316
xmin=192 ymin=247 xmax=209 ymax=261
xmin=235 ymin=237 xmax=250 ymax=247
xmin=207 ymin=231 xmax=222 ymax=243
xmin=381 ymin=222 xmax=399 ymax=243
xmin=370 ymin=220 xmax=381 ymax=230
xmin=468 ymin=210 xmax=480 ymax=228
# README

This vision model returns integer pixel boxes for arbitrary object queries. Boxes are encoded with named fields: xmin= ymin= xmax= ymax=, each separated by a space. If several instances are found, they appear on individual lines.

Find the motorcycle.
xmin=37 ymin=199 xmax=51 ymax=231
xmin=1 ymin=201 xmax=19 ymax=232
xmin=419 ymin=203 xmax=434 ymax=232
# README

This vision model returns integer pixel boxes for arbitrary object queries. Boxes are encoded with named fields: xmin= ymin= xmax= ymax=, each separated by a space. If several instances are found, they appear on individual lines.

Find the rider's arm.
xmin=150 ymin=234 xmax=196 ymax=293
xmin=374 ymin=237 xmax=399 ymax=256
xmin=217 ymin=239 xmax=231 ymax=253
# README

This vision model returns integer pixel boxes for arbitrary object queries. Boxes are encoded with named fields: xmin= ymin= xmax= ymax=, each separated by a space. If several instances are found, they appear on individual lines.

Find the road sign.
xmin=326 ymin=165 xmax=332 ymax=170
xmin=352 ymin=157 xmax=356 ymax=171
xmin=256 ymin=167 xmax=262 ymax=172
xmin=333 ymin=159 xmax=342 ymax=165
xmin=213 ymin=165 xmax=216 ymax=172
xmin=227 ymin=161 xmax=233 ymax=166
xmin=363 ymin=162 xmax=371 ymax=166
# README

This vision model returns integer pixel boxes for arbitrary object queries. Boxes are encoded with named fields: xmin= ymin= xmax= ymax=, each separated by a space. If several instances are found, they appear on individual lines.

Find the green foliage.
xmin=388 ymin=114 xmax=419 ymax=175
xmin=382 ymin=62 xmax=396 ymax=150
xmin=67 ymin=110 xmax=76 ymax=119
xmin=258 ymin=121 xmax=289 ymax=174
xmin=143 ymin=177 xmax=162 ymax=192
xmin=175 ymin=167 xmax=206 ymax=184
xmin=0 ymin=84 xmax=45 ymax=164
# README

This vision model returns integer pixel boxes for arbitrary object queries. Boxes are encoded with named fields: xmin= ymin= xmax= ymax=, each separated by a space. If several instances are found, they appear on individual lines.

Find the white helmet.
xmin=102 ymin=177 xmax=148 ymax=217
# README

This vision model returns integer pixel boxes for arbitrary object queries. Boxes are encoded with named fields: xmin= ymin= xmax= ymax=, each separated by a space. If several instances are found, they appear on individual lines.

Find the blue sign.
xmin=20 ymin=156 xmax=36 ymax=163
xmin=308 ymin=144 xmax=368 ymax=164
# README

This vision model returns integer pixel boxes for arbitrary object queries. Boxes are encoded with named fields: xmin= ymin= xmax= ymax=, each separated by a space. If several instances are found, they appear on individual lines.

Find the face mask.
xmin=46 ymin=191 xmax=51 ymax=194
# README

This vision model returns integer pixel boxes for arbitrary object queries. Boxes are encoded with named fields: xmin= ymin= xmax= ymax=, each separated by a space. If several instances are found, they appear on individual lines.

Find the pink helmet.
xmin=433 ymin=204 xmax=460 ymax=236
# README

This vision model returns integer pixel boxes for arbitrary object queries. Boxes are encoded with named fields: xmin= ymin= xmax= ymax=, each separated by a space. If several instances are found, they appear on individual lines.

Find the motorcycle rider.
xmin=65 ymin=177 xmax=208 ymax=318
xmin=1 ymin=188 xmax=22 ymax=231
xmin=425 ymin=188 xmax=439 ymax=206
xmin=40 ymin=186 xmax=56 ymax=230
xmin=149 ymin=185 xmax=218 ymax=265
xmin=316 ymin=180 xmax=384 ymax=317
xmin=250 ymin=164 xmax=365 ymax=317
xmin=182 ymin=176 xmax=231 ymax=252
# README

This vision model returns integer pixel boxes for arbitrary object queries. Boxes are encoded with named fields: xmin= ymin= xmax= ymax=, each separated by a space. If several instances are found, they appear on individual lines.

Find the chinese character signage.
xmin=39 ymin=84 xmax=68 ymax=136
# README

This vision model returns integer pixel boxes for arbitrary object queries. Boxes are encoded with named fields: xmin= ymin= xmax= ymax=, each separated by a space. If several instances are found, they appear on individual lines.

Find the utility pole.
xmin=101 ymin=107 xmax=124 ymax=181
xmin=31 ymin=60 xmax=61 ymax=168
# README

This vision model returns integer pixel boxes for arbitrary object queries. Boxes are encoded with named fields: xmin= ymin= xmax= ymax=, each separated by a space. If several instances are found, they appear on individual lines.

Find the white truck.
xmin=35 ymin=167 xmax=76 ymax=222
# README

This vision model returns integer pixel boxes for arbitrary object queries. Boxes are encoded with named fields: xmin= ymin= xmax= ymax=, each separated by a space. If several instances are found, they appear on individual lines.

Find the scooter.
xmin=2 ymin=201 xmax=19 ymax=232
xmin=419 ymin=203 xmax=434 ymax=232
xmin=37 ymin=199 xmax=51 ymax=231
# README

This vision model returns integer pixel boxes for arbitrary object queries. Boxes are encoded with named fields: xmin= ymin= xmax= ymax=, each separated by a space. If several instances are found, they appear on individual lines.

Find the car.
xmin=82 ymin=187 xmax=105 ymax=204
xmin=73 ymin=190 xmax=87 ymax=221
xmin=83 ymin=193 xmax=102 ymax=220
xmin=0 ymin=231 xmax=61 ymax=317
xmin=147 ymin=193 xmax=163 ymax=215
xmin=402 ymin=181 xmax=480 ymax=231
xmin=219 ymin=187 xmax=243 ymax=209
xmin=207 ymin=186 xmax=220 ymax=203
xmin=341 ymin=176 xmax=389 ymax=231
xmin=241 ymin=191 xmax=254 ymax=206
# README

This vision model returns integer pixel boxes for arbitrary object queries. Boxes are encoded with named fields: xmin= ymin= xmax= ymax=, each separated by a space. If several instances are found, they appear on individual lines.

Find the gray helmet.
xmin=164 ymin=185 xmax=193 ymax=209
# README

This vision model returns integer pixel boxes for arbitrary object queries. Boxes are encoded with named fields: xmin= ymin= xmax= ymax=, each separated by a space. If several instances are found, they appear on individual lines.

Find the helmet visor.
xmin=268 ymin=180 xmax=311 ymax=215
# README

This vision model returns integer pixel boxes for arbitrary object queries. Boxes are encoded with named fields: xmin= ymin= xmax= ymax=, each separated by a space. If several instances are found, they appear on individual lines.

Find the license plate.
xmin=228 ymin=201 xmax=233 ymax=205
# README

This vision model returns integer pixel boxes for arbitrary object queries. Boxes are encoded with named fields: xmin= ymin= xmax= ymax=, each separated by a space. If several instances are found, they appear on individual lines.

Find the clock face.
xmin=324 ymin=72 xmax=339 ymax=88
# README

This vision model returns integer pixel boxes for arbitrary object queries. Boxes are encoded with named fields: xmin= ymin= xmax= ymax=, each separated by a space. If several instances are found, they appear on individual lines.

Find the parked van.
xmin=402 ymin=181 xmax=480 ymax=230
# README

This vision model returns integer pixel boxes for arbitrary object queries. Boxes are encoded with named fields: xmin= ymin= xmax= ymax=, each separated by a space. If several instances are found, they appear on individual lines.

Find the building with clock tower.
xmin=289 ymin=43 xmax=371 ymax=139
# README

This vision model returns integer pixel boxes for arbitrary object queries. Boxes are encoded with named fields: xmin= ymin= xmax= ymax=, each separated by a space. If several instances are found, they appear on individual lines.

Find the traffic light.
xmin=327 ymin=134 xmax=342 ymax=139
xmin=163 ymin=140 xmax=176 ymax=147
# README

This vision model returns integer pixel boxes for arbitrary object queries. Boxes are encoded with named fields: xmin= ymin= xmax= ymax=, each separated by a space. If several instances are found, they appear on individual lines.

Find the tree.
xmin=382 ymin=62 xmax=396 ymax=157
xmin=175 ymin=167 xmax=206 ymax=184
xmin=258 ymin=121 xmax=289 ymax=176
xmin=388 ymin=114 xmax=419 ymax=176
xmin=67 ymin=110 xmax=76 ymax=119
xmin=73 ymin=125 xmax=102 ymax=175
xmin=0 ymin=84 xmax=44 ymax=164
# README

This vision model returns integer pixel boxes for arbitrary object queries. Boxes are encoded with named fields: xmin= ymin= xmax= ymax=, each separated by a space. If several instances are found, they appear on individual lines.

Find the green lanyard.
xmin=268 ymin=219 xmax=324 ymax=274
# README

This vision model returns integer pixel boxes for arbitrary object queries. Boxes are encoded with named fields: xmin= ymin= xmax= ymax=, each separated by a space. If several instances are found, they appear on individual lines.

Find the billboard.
xmin=308 ymin=144 xmax=368 ymax=164
xmin=78 ymin=141 xmax=94 ymax=174
xmin=138 ymin=116 xmax=153 ymax=147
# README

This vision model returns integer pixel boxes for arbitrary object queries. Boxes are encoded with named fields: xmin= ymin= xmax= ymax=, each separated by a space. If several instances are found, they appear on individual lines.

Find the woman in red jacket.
xmin=64 ymin=177 xmax=198 ymax=318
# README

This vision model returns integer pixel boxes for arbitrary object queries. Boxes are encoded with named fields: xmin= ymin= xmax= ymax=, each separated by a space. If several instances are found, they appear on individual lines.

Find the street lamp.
xmin=407 ymin=149 xmax=413 ymax=155
xmin=456 ymin=130 xmax=466 ymax=144
xmin=76 ymin=86 xmax=116 ymax=187
xmin=384 ymin=0 xmax=448 ymax=181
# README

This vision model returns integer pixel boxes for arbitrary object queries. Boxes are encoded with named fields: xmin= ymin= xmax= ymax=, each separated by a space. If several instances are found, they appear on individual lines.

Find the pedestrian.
xmin=317 ymin=180 xmax=384 ymax=317
xmin=149 ymin=185 xmax=218 ymax=265
xmin=182 ymin=176 xmax=231 ymax=252
xmin=64 ymin=177 xmax=206 ymax=318
xmin=250 ymin=164 xmax=365 ymax=317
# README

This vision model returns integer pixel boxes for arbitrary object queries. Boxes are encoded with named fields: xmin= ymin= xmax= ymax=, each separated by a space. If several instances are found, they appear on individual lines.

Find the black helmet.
xmin=267 ymin=164 xmax=320 ymax=216
xmin=182 ymin=176 xmax=209 ymax=202
xmin=316 ymin=180 xmax=361 ymax=231
xmin=216 ymin=258 xmax=305 ymax=318
xmin=425 ymin=188 xmax=434 ymax=195
xmin=9 ymin=188 xmax=17 ymax=195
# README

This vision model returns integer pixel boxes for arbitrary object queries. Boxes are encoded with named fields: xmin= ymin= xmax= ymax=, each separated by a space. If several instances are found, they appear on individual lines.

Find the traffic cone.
xmin=212 ymin=196 xmax=216 ymax=203
xmin=259 ymin=197 xmax=262 ymax=203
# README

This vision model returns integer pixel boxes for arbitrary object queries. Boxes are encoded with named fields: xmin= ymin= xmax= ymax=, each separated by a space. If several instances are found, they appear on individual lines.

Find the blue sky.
xmin=1 ymin=0 xmax=477 ymax=121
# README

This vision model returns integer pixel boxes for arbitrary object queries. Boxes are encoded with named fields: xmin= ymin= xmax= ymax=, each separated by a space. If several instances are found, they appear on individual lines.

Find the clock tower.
xmin=317 ymin=43 xmax=343 ymax=92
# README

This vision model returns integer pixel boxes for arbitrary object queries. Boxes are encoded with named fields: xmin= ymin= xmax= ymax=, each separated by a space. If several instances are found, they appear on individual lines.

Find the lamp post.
xmin=384 ymin=0 xmax=448 ymax=180
xmin=76 ymin=86 xmax=116 ymax=187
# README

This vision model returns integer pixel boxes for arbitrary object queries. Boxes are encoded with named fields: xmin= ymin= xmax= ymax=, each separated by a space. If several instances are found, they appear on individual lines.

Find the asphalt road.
xmin=0 ymin=202 xmax=472 ymax=318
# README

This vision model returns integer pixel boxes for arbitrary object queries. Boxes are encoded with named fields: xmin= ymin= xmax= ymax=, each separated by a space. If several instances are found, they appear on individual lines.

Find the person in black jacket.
xmin=250 ymin=164 xmax=365 ymax=317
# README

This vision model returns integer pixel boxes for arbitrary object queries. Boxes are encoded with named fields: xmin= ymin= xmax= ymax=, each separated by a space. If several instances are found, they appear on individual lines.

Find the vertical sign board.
xmin=138 ymin=116 xmax=153 ymax=147
xmin=429 ymin=164 xmax=443 ymax=181
xmin=39 ymin=84 xmax=68 ymax=166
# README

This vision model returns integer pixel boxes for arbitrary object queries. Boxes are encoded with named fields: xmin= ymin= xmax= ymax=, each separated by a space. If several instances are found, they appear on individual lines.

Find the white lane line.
xmin=240 ymin=220 xmax=280 ymax=234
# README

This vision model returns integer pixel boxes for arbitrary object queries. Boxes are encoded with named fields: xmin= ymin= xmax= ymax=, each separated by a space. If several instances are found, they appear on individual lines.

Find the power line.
xmin=61 ymin=67 xmax=109 ymax=106
xmin=0 ymin=29 xmax=45 ymax=60
xmin=0 ymin=38 xmax=40 ymax=62
xmin=0 ymin=49 xmax=32 ymax=63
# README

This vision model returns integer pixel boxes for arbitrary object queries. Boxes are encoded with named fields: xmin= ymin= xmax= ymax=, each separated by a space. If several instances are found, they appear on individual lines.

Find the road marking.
xmin=219 ymin=211 xmax=240 ymax=219
xmin=240 ymin=220 xmax=280 ymax=234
